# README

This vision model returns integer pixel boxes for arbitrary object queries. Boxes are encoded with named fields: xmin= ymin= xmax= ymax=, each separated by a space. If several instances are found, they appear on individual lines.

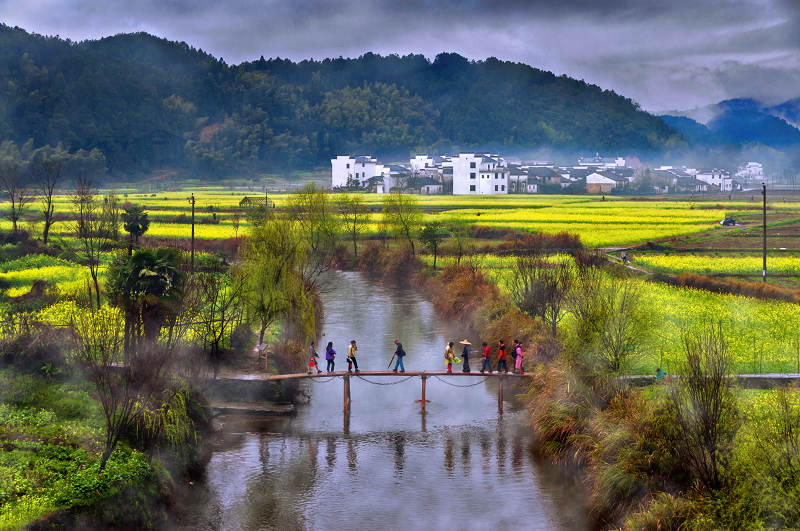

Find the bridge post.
xmin=498 ymin=376 xmax=503 ymax=414
xmin=343 ymin=374 xmax=351 ymax=413
xmin=421 ymin=375 xmax=427 ymax=412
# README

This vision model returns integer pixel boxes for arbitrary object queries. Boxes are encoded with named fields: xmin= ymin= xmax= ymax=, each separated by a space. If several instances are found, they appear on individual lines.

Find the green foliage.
xmin=0 ymin=26 xmax=681 ymax=177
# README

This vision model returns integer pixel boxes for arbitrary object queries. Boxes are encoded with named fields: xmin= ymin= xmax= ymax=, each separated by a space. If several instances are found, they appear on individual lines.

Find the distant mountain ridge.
xmin=660 ymin=97 xmax=800 ymax=149
xmin=0 ymin=25 xmax=679 ymax=177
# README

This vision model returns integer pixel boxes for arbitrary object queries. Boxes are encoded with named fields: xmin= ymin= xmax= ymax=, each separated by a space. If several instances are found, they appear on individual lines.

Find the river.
xmin=169 ymin=271 xmax=589 ymax=531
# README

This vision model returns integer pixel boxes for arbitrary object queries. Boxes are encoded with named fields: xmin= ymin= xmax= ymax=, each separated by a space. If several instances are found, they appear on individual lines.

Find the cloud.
xmin=1 ymin=0 xmax=799 ymax=110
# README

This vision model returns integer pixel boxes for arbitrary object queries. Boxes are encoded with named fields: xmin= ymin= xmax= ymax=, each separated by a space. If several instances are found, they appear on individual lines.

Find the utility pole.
xmin=189 ymin=193 xmax=196 ymax=279
xmin=762 ymin=182 xmax=767 ymax=283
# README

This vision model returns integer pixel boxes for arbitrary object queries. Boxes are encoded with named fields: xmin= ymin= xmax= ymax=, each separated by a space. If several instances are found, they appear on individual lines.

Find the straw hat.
xmin=459 ymin=339 xmax=471 ymax=345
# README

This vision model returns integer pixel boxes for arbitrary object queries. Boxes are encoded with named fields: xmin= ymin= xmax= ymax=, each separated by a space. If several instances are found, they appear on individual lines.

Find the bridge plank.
xmin=218 ymin=370 xmax=534 ymax=381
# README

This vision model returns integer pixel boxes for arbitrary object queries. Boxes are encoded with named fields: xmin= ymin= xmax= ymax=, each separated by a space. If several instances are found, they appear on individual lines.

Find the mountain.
xmin=658 ymin=115 xmax=722 ymax=146
xmin=0 ymin=25 xmax=680 ymax=178
xmin=660 ymin=97 xmax=800 ymax=149
xmin=706 ymin=110 xmax=800 ymax=148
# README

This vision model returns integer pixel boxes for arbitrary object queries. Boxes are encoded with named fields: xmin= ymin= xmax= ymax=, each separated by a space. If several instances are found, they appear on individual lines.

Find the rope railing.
xmin=355 ymin=375 xmax=416 ymax=385
xmin=432 ymin=375 xmax=490 ymax=387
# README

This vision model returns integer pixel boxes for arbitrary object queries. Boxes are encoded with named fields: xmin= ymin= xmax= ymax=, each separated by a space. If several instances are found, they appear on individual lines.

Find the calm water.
xmin=169 ymin=271 xmax=589 ymax=531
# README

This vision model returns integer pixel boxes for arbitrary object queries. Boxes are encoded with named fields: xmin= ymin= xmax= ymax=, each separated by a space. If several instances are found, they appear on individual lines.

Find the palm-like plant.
xmin=107 ymin=248 xmax=185 ymax=359
xmin=122 ymin=206 xmax=151 ymax=246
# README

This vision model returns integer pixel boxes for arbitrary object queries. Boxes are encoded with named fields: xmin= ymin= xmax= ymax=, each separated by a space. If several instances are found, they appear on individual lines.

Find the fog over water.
xmin=169 ymin=271 xmax=588 ymax=531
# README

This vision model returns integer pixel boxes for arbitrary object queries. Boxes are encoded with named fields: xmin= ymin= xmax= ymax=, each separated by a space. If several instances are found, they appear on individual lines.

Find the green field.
xmin=7 ymin=188 xmax=800 ymax=375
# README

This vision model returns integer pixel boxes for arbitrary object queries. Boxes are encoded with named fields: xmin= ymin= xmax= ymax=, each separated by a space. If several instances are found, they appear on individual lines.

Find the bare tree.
xmin=101 ymin=191 xmax=123 ymax=242
xmin=28 ymin=158 xmax=69 ymax=244
xmin=670 ymin=324 xmax=740 ymax=493
xmin=568 ymin=272 xmax=650 ymax=376
xmin=196 ymin=261 xmax=247 ymax=379
xmin=71 ymin=308 xmax=173 ymax=470
xmin=382 ymin=191 xmax=422 ymax=255
xmin=336 ymin=192 xmax=369 ymax=256
xmin=232 ymin=210 xmax=242 ymax=238
xmin=509 ymin=251 xmax=573 ymax=337
xmin=0 ymin=162 xmax=36 ymax=232
xmin=60 ymin=175 xmax=112 ymax=310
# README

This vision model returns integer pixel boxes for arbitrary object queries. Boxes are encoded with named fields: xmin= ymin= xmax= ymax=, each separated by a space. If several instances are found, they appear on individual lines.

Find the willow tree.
xmin=286 ymin=183 xmax=339 ymax=254
xmin=243 ymin=214 xmax=315 ymax=346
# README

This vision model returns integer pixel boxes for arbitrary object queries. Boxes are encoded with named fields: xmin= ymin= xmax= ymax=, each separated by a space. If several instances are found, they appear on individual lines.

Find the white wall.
xmin=331 ymin=156 xmax=354 ymax=188
xmin=411 ymin=155 xmax=435 ymax=169
xmin=452 ymin=153 xmax=482 ymax=195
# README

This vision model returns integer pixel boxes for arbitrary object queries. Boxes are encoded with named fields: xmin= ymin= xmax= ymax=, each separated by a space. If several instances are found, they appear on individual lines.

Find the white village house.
xmin=451 ymin=153 xmax=509 ymax=195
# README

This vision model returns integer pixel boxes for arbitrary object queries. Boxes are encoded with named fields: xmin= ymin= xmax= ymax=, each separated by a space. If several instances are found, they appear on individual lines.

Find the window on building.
xmin=495 ymin=185 xmax=498 ymax=191
xmin=470 ymin=185 xmax=476 ymax=191
xmin=362 ymin=173 xmax=365 ymax=178
xmin=346 ymin=164 xmax=350 ymax=169
xmin=470 ymin=162 xmax=476 ymax=169
xmin=470 ymin=173 xmax=476 ymax=179
xmin=362 ymin=163 xmax=365 ymax=167
xmin=495 ymin=173 xmax=498 ymax=179
xmin=502 ymin=185 xmax=505 ymax=191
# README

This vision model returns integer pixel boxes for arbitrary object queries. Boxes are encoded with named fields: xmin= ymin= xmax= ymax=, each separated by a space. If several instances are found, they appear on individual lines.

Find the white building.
xmin=331 ymin=155 xmax=379 ymax=188
xmin=578 ymin=154 xmax=626 ymax=168
xmin=735 ymin=162 xmax=764 ymax=182
xmin=410 ymin=155 xmax=436 ymax=170
xmin=586 ymin=172 xmax=622 ymax=194
xmin=452 ymin=153 xmax=509 ymax=195
xmin=695 ymin=168 xmax=732 ymax=192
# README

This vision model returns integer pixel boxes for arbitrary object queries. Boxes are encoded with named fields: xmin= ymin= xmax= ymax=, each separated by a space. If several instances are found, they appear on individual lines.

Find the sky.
xmin=1 ymin=0 xmax=799 ymax=112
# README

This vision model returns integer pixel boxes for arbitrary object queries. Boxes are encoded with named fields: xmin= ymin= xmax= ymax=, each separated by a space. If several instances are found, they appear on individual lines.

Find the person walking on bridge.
xmin=325 ymin=341 xmax=336 ymax=373
xmin=497 ymin=340 xmax=508 ymax=373
xmin=513 ymin=343 xmax=525 ymax=374
xmin=392 ymin=340 xmax=406 ymax=372
xmin=459 ymin=339 xmax=472 ymax=373
xmin=307 ymin=341 xmax=321 ymax=374
xmin=444 ymin=341 xmax=455 ymax=373
xmin=347 ymin=340 xmax=360 ymax=373
xmin=480 ymin=342 xmax=493 ymax=373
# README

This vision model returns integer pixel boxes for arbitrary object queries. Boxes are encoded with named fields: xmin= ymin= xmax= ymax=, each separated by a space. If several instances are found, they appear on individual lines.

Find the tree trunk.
xmin=99 ymin=446 xmax=113 ymax=470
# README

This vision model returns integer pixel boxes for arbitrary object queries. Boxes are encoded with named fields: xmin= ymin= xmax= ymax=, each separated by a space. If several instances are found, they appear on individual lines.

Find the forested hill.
xmin=0 ymin=25 xmax=679 ymax=178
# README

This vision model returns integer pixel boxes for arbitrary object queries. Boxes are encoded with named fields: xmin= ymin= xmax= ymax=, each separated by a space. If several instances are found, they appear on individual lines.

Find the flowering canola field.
xmin=633 ymin=254 xmax=800 ymax=276
xmin=637 ymin=281 xmax=800 ymax=375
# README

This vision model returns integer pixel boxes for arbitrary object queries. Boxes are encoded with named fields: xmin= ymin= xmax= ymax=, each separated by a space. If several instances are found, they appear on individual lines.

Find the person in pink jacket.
xmin=514 ymin=343 xmax=524 ymax=374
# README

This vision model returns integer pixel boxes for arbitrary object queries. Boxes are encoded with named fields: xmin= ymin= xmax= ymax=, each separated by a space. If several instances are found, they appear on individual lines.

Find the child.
xmin=444 ymin=342 xmax=455 ymax=373
xmin=308 ymin=342 xmax=321 ymax=374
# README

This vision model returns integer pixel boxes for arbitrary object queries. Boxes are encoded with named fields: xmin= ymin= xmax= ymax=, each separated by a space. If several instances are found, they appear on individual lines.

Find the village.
xmin=332 ymin=153 xmax=764 ymax=195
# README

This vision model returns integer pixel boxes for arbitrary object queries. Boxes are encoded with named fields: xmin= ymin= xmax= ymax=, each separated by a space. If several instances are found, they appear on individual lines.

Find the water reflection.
xmin=169 ymin=272 xmax=588 ymax=531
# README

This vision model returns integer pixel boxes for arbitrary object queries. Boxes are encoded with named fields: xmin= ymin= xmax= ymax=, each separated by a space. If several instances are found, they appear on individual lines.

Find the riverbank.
xmin=345 ymin=241 xmax=800 ymax=530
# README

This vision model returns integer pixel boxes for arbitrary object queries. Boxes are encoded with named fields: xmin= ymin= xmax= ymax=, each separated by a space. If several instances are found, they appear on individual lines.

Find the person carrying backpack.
xmin=392 ymin=340 xmax=406 ymax=372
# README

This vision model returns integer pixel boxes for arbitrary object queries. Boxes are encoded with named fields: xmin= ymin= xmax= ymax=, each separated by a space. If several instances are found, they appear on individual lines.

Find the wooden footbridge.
xmin=262 ymin=370 xmax=534 ymax=413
